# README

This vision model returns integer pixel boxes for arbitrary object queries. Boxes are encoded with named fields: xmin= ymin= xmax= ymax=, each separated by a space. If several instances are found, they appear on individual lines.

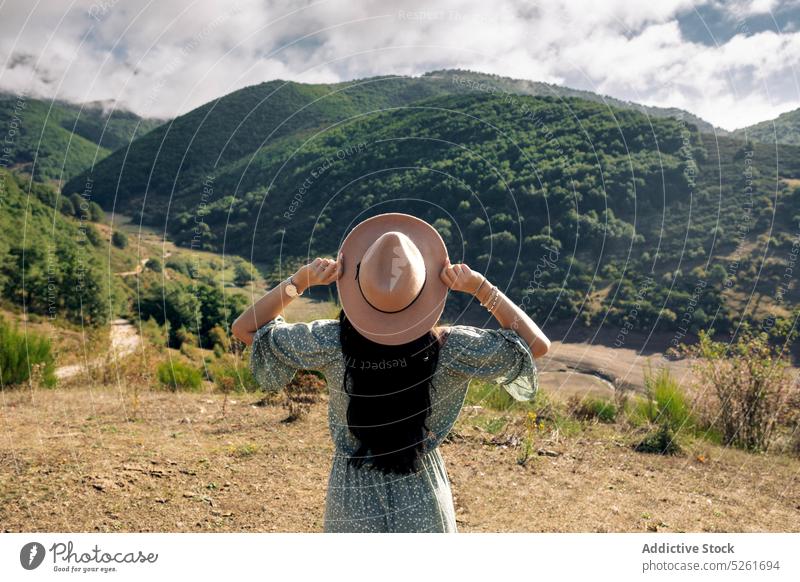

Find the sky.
xmin=1 ymin=0 xmax=799 ymax=131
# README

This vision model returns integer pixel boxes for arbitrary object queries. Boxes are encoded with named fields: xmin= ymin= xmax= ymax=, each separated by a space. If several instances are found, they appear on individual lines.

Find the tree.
xmin=89 ymin=201 xmax=105 ymax=222
xmin=233 ymin=262 xmax=254 ymax=286
xmin=139 ymin=283 xmax=199 ymax=347
xmin=145 ymin=258 xmax=163 ymax=273
xmin=112 ymin=231 xmax=129 ymax=249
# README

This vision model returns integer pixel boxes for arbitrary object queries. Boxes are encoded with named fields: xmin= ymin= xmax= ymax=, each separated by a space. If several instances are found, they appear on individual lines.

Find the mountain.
xmin=0 ymin=95 xmax=164 ymax=183
xmin=733 ymin=107 xmax=800 ymax=146
xmin=62 ymin=71 xmax=721 ymax=211
xmin=61 ymin=74 xmax=800 ymax=337
xmin=423 ymin=70 xmax=720 ymax=133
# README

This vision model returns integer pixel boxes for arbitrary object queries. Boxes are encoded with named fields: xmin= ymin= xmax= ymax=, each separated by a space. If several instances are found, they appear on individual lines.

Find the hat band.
xmin=354 ymin=261 xmax=427 ymax=314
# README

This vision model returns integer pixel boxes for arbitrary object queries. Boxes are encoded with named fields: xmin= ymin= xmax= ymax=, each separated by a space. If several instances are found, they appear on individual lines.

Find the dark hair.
xmin=339 ymin=309 xmax=445 ymax=474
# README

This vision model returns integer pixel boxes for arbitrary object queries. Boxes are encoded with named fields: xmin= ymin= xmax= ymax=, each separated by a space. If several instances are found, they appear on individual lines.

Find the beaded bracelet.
xmin=480 ymin=285 xmax=498 ymax=309
xmin=487 ymin=287 xmax=501 ymax=313
xmin=478 ymin=284 xmax=492 ymax=307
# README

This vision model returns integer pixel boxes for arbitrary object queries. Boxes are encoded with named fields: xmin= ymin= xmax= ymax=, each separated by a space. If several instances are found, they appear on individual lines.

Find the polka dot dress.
xmin=250 ymin=315 xmax=538 ymax=533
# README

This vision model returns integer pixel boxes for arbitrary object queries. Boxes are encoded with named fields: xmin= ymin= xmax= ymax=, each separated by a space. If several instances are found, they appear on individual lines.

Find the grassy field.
xmin=1 ymin=377 xmax=798 ymax=533
xmin=1 ymin=286 xmax=797 ymax=533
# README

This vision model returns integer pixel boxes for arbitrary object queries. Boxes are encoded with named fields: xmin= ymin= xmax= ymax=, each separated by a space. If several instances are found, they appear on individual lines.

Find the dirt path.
xmin=116 ymin=258 xmax=149 ymax=277
xmin=54 ymin=319 xmax=141 ymax=380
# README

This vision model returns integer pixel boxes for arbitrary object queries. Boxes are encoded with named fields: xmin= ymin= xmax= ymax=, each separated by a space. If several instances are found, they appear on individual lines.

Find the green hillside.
xmin=0 ymin=96 xmax=163 ymax=183
xmin=424 ymin=69 xmax=719 ymax=133
xmin=0 ymin=168 xmax=114 ymax=325
xmin=733 ymin=107 xmax=800 ymax=146
xmin=0 ymin=166 xmax=256 ymax=357
xmin=61 ymin=77 xmax=800 ymax=338
xmin=62 ymin=71 xmax=718 ymax=210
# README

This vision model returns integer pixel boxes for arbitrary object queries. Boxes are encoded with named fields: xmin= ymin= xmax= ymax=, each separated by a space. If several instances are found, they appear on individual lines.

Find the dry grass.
xmin=1 ymin=385 xmax=798 ymax=533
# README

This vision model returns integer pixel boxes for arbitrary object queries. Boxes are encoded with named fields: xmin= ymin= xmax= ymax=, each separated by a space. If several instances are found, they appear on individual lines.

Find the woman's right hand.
xmin=440 ymin=259 xmax=486 ymax=296
xmin=293 ymin=254 xmax=343 ymax=292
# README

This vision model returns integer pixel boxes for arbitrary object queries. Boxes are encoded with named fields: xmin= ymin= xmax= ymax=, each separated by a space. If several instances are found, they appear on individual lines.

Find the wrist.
xmin=290 ymin=273 xmax=308 ymax=295
xmin=474 ymin=277 xmax=492 ymax=303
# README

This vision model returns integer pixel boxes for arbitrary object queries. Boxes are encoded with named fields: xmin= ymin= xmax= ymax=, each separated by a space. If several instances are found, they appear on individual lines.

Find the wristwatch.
xmin=284 ymin=275 xmax=303 ymax=298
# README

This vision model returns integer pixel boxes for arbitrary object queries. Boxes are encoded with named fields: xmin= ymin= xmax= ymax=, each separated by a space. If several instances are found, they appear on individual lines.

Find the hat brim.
xmin=337 ymin=213 xmax=449 ymax=345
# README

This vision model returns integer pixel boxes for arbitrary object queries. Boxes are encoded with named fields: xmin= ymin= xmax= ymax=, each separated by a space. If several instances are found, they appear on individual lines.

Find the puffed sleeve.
xmin=441 ymin=325 xmax=538 ymax=401
xmin=249 ymin=315 xmax=340 ymax=393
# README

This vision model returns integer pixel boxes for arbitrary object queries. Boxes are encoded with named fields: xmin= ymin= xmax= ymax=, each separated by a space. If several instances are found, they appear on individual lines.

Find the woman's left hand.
xmin=293 ymin=253 xmax=343 ymax=292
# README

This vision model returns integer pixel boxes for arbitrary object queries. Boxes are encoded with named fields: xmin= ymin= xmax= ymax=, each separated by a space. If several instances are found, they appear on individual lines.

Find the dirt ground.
xmin=1 ymin=386 xmax=798 ymax=533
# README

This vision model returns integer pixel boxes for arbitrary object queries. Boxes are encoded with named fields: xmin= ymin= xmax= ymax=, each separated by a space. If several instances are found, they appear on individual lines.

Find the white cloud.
xmin=0 ymin=0 xmax=798 ymax=130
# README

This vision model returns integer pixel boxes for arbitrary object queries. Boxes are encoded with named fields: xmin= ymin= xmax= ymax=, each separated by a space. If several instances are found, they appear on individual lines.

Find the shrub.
xmin=175 ymin=326 xmax=197 ymax=348
xmin=282 ymin=370 xmax=326 ymax=422
xmin=639 ymin=365 xmax=693 ymax=431
xmin=145 ymin=258 xmax=162 ymax=273
xmin=465 ymin=380 xmax=519 ymax=412
xmin=83 ymin=224 xmax=102 ymax=246
xmin=88 ymin=201 xmax=105 ymax=222
xmin=634 ymin=422 xmax=682 ymax=455
xmin=569 ymin=395 xmax=617 ymax=423
xmin=208 ymin=359 xmax=258 ymax=392
xmin=165 ymin=257 xmax=193 ymax=277
xmin=111 ymin=231 xmax=128 ymax=249
xmin=207 ymin=324 xmax=230 ymax=351
xmin=140 ymin=318 xmax=168 ymax=350
xmin=233 ymin=262 xmax=255 ymax=286
xmin=0 ymin=317 xmax=56 ymax=388
xmin=157 ymin=360 xmax=202 ymax=391
xmin=682 ymin=327 xmax=795 ymax=451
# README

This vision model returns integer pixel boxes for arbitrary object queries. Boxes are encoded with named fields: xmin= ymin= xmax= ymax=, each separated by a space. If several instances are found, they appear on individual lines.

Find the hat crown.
xmin=358 ymin=232 xmax=426 ymax=313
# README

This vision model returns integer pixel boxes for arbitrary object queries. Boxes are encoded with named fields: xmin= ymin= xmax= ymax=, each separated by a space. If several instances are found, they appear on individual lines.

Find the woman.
xmin=231 ymin=213 xmax=550 ymax=532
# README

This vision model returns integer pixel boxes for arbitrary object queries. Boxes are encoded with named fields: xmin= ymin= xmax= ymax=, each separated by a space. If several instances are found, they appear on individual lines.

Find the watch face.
xmin=285 ymin=284 xmax=298 ymax=297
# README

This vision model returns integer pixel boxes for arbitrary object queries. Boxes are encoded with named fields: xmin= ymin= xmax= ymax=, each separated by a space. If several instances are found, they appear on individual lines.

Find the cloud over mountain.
xmin=1 ymin=0 xmax=798 ymax=130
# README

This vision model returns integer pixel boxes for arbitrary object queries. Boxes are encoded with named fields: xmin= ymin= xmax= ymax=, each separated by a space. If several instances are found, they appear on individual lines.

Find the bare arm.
xmin=231 ymin=255 xmax=342 ymax=346
xmin=440 ymin=260 xmax=551 ymax=358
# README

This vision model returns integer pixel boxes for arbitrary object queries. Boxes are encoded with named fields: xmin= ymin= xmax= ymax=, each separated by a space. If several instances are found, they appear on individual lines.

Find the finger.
xmin=440 ymin=265 xmax=455 ymax=286
xmin=336 ymin=252 xmax=344 ymax=280
xmin=439 ymin=265 xmax=449 ymax=284
xmin=322 ymin=260 xmax=337 ymax=277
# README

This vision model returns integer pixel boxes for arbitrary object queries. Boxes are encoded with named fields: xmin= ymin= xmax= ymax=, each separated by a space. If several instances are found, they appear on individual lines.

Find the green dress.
xmin=249 ymin=315 xmax=538 ymax=533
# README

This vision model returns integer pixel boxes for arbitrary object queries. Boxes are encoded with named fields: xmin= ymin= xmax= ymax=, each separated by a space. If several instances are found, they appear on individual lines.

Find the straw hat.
xmin=337 ymin=213 xmax=449 ymax=345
